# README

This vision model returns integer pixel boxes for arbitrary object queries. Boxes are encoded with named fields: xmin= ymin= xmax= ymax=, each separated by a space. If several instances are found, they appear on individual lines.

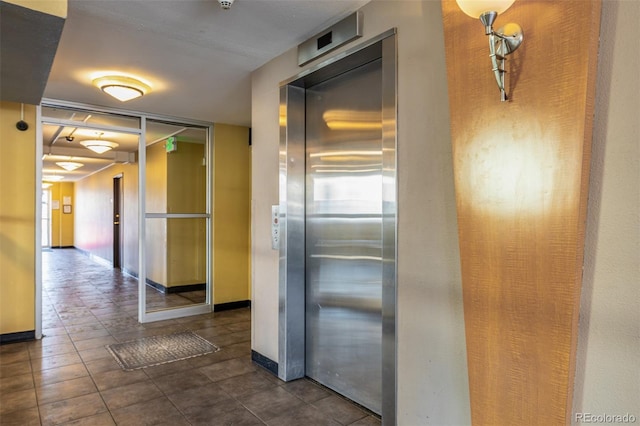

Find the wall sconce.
xmin=456 ymin=0 xmax=523 ymax=101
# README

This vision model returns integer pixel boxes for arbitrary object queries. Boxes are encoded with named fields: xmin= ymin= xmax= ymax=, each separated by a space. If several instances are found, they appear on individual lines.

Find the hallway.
xmin=0 ymin=249 xmax=380 ymax=425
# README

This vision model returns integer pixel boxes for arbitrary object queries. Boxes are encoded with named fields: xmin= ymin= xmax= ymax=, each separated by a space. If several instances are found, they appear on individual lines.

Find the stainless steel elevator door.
xmin=305 ymin=59 xmax=383 ymax=414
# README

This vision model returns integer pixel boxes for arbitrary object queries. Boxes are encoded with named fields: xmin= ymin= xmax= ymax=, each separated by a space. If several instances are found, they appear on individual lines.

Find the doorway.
xmin=113 ymin=175 xmax=123 ymax=269
xmin=37 ymin=102 xmax=214 ymax=332
xmin=278 ymin=31 xmax=397 ymax=423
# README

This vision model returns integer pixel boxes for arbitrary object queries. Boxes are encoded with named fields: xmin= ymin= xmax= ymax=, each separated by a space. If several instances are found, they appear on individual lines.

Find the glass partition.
xmin=145 ymin=217 xmax=207 ymax=310
xmin=40 ymin=101 xmax=212 ymax=325
xmin=143 ymin=119 xmax=210 ymax=315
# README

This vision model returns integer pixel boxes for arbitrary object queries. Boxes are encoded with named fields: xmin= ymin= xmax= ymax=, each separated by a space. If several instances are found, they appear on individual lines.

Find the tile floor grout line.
xmin=81 ymin=338 xmax=117 ymax=426
xmin=3 ymin=249 xmax=380 ymax=425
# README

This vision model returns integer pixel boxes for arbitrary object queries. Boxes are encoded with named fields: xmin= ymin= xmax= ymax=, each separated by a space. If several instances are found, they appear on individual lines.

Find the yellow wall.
xmin=167 ymin=142 xmax=206 ymax=213
xmin=166 ymin=142 xmax=206 ymax=286
xmin=213 ymin=124 xmax=251 ymax=304
xmin=145 ymin=141 xmax=167 ymax=212
xmin=0 ymin=102 xmax=36 ymax=334
xmin=145 ymin=142 xmax=168 ymax=285
xmin=145 ymin=140 xmax=208 ymax=288
xmin=49 ymin=181 xmax=74 ymax=247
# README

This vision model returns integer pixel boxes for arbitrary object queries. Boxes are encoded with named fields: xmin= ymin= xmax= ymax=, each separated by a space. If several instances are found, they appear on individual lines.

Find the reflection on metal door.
xmin=305 ymin=59 xmax=383 ymax=413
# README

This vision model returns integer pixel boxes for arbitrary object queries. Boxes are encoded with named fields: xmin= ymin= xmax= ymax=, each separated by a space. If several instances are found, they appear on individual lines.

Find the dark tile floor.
xmin=0 ymin=249 xmax=381 ymax=425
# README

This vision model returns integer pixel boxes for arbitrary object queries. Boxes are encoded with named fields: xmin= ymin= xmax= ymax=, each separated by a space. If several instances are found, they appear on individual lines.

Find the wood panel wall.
xmin=441 ymin=1 xmax=602 ymax=424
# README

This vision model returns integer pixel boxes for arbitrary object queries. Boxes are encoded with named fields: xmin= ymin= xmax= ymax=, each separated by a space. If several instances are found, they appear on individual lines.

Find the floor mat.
xmin=106 ymin=331 xmax=219 ymax=371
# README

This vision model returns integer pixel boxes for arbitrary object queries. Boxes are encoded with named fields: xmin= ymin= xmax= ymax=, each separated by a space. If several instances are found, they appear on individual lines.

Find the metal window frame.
xmin=36 ymin=99 xmax=214 ymax=328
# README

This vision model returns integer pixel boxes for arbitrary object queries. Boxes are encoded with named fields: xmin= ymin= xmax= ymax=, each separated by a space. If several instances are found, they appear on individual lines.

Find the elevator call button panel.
xmin=271 ymin=205 xmax=280 ymax=250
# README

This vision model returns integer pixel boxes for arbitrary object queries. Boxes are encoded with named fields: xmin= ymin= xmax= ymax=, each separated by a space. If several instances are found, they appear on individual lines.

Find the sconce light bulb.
xmin=455 ymin=0 xmax=516 ymax=19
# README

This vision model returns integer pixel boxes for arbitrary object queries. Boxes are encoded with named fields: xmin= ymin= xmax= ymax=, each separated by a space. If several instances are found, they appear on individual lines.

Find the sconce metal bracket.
xmin=480 ymin=12 xmax=524 ymax=101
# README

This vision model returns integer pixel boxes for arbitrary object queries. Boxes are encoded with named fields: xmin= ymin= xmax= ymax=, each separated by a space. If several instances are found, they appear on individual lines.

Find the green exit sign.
xmin=166 ymin=136 xmax=178 ymax=152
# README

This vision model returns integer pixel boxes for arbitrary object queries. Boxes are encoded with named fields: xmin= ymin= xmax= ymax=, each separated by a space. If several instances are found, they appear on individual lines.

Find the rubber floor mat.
xmin=106 ymin=331 xmax=219 ymax=371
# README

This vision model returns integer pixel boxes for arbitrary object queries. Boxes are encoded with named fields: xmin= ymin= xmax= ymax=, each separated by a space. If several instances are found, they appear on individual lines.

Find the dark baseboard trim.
xmin=145 ymin=278 xmax=165 ymax=292
xmin=252 ymin=350 xmax=278 ymax=376
xmin=50 ymin=246 xmax=75 ymax=249
xmin=167 ymin=283 xmax=206 ymax=294
xmin=214 ymin=300 xmax=251 ymax=312
xmin=145 ymin=278 xmax=205 ymax=294
xmin=0 ymin=330 xmax=35 ymax=345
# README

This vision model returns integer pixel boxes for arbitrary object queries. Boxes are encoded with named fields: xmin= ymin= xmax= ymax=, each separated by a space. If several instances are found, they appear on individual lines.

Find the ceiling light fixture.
xmin=93 ymin=75 xmax=151 ymax=102
xmin=56 ymin=161 xmax=84 ymax=171
xmin=81 ymin=133 xmax=119 ymax=154
xmin=455 ymin=0 xmax=523 ymax=101
xmin=81 ymin=139 xmax=119 ymax=154
xmin=43 ymin=175 xmax=64 ymax=182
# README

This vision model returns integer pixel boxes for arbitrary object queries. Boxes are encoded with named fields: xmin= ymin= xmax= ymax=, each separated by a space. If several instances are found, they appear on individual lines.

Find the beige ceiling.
xmin=43 ymin=0 xmax=370 ymax=126
xmin=39 ymin=0 xmax=369 ymax=182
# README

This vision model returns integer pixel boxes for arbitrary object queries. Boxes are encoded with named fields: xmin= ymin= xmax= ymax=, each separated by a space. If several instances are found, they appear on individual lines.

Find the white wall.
xmin=251 ymin=1 xmax=471 ymax=424
xmin=573 ymin=0 xmax=640 ymax=421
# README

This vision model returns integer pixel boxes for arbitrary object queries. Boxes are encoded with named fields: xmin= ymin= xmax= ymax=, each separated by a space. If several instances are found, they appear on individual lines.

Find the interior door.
xmin=305 ymin=59 xmax=384 ymax=414
xmin=113 ymin=175 xmax=122 ymax=268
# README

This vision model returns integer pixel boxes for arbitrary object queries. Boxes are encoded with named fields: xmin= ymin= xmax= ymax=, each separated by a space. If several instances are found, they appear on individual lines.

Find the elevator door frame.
xmin=278 ymin=30 xmax=397 ymax=424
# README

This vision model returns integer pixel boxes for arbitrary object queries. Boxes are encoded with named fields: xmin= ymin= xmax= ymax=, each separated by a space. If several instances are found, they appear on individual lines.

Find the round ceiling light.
xmin=56 ymin=161 xmax=84 ymax=171
xmin=93 ymin=75 xmax=151 ymax=102
xmin=80 ymin=139 xmax=119 ymax=154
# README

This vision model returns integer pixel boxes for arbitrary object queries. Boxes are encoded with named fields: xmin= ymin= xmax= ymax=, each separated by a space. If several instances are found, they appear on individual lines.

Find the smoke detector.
xmin=218 ymin=0 xmax=234 ymax=9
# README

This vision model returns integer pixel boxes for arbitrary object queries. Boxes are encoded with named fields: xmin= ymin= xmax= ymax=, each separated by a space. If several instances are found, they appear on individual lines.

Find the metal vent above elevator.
xmin=297 ymin=12 xmax=363 ymax=66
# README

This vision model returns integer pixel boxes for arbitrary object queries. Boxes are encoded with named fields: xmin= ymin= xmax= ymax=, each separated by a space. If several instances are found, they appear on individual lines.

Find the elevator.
xmin=278 ymin=30 xmax=397 ymax=423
